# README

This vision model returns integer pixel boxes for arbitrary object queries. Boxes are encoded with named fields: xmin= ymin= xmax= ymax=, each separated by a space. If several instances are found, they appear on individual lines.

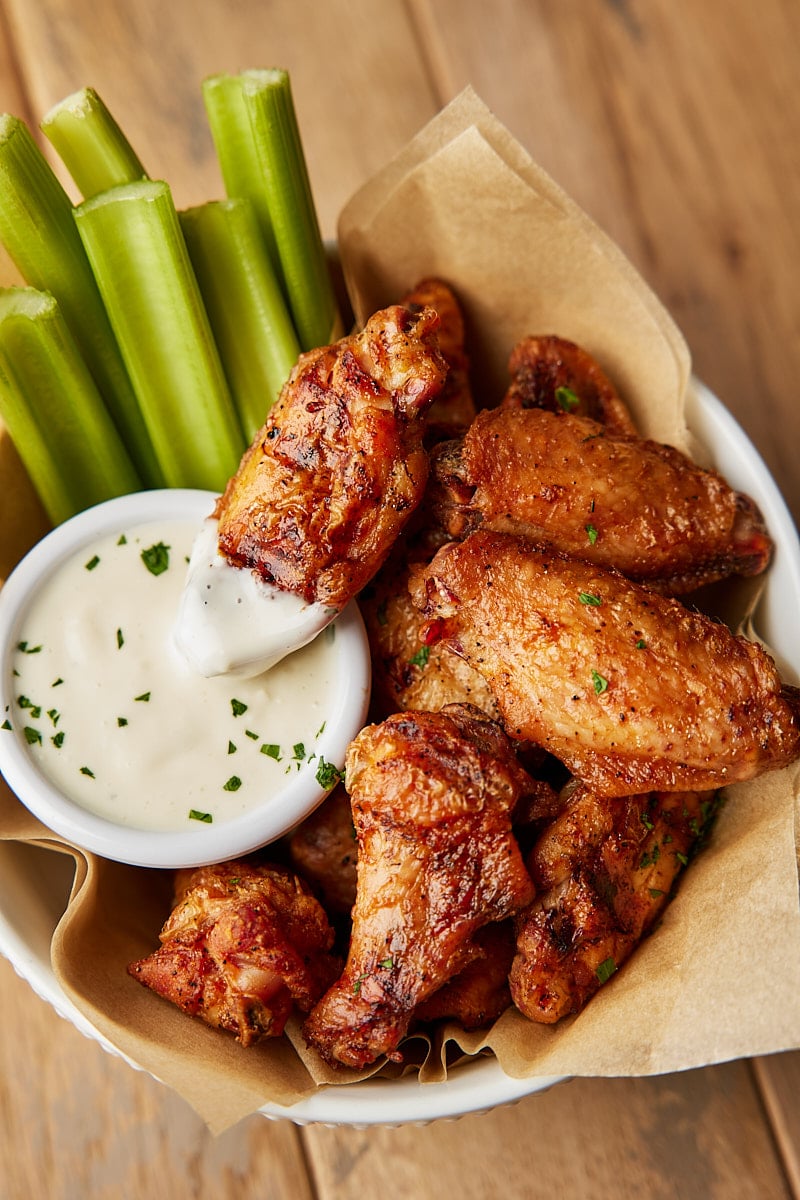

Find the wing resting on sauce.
xmin=127 ymin=861 xmax=338 ymax=1047
xmin=428 ymin=405 xmax=772 ymax=595
xmin=410 ymin=530 xmax=800 ymax=797
xmin=510 ymin=785 xmax=719 ymax=1023
xmin=215 ymin=303 xmax=448 ymax=607
xmin=302 ymin=704 xmax=535 ymax=1068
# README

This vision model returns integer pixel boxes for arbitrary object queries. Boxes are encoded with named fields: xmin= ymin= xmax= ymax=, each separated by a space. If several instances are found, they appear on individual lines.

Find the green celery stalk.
xmin=0 ymin=113 xmax=162 ymax=487
xmin=201 ymin=73 xmax=279 ymax=272
xmin=41 ymin=87 xmax=147 ymax=200
xmin=180 ymin=198 xmax=299 ymax=440
xmin=74 ymin=179 xmax=246 ymax=491
xmin=0 ymin=287 xmax=141 ymax=524
xmin=240 ymin=68 xmax=337 ymax=351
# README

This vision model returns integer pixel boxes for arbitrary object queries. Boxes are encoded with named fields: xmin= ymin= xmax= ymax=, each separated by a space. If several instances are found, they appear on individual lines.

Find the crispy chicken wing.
xmin=287 ymin=785 xmax=358 ymax=917
xmin=413 ymin=920 xmax=515 ymax=1030
xmin=510 ymin=785 xmax=718 ymax=1022
xmin=501 ymin=334 xmax=638 ymax=435
xmin=302 ymin=704 xmax=535 ymax=1068
xmin=401 ymin=277 xmax=476 ymax=442
xmin=214 ymin=303 xmax=448 ymax=607
xmin=429 ymin=405 xmax=772 ymax=594
xmin=127 ymin=860 xmax=338 ymax=1047
xmin=411 ymin=530 xmax=800 ymax=796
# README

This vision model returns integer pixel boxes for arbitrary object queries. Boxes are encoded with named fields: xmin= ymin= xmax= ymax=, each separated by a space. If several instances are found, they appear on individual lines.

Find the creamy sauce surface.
xmin=6 ymin=520 xmax=339 ymax=832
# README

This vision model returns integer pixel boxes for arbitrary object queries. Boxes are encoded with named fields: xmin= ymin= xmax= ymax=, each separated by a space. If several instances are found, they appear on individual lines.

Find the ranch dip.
xmin=4 ymin=519 xmax=340 ymax=832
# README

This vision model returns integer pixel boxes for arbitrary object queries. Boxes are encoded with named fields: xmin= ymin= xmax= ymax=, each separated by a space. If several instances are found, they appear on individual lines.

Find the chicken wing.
xmin=127 ymin=860 xmax=338 ymax=1047
xmin=510 ymin=785 xmax=718 ymax=1022
xmin=214 ymin=303 xmax=448 ymax=607
xmin=287 ymin=784 xmax=358 ymax=918
xmin=401 ymin=277 xmax=476 ymax=442
xmin=501 ymin=334 xmax=638 ymax=435
xmin=413 ymin=920 xmax=515 ymax=1030
xmin=428 ymin=405 xmax=772 ymax=594
xmin=302 ymin=704 xmax=535 ymax=1068
xmin=410 ymin=530 xmax=800 ymax=796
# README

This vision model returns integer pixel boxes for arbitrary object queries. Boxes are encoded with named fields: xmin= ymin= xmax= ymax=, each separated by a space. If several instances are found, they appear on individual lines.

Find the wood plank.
xmin=409 ymin=0 xmax=800 ymax=521
xmin=302 ymin=1065 xmax=791 ymax=1200
xmin=3 ymin=0 xmax=439 ymax=237
xmin=754 ymin=1053 xmax=800 ymax=1197
xmin=0 ymin=956 xmax=316 ymax=1200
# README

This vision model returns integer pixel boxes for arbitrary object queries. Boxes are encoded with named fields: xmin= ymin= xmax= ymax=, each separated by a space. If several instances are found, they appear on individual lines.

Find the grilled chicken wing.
xmin=214 ymin=303 xmax=448 ymax=607
xmin=413 ymin=920 xmax=515 ymax=1029
xmin=401 ymin=277 xmax=476 ymax=442
xmin=127 ymin=860 xmax=338 ymax=1047
xmin=287 ymin=785 xmax=358 ymax=918
xmin=510 ymin=785 xmax=718 ymax=1022
xmin=411 ymin=530 xmax=800 ymax=796
xmin=302 ymin=704 xmax=535 ymax=1068
xmin=501 ymin=334 xmax=638 ymax=435
xmin=429 ymin=405 xmax=772 ymax=594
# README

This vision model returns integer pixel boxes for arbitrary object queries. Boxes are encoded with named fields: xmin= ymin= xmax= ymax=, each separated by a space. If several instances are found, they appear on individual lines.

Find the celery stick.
xmin=0 ymin=287 xmax=141 ymax=524
xmin=74 ymin=180 xmax=245 ymax=491
xmin=0 ymin=114 xmax=162 ymax=487
xmin=201 ymin=73 xmax=279 ymax=271
xmin=180 ymin=198 xmax=299 ymax=440
xmin=240 ymin=68 xmax=337 ymax=351
xmin=41 ymin=87 xmax=147 ymax=200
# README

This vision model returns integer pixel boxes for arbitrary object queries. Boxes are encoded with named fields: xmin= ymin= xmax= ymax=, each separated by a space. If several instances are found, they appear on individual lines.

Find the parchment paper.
xmin=1 ymin=88 xmax=798 ymax=1135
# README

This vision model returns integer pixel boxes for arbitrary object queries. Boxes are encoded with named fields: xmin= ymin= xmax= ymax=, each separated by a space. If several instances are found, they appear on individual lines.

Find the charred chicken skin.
xmin=411 ymin=530 xmax=800 ymax=797
xmin=302 ymin=704 xmax=535 ymax=1068
xmin=127 ymin=861 xmax=338 ymax=1047
xmin=429 ymin=405 xmax=772 ymax=594
xmin=214 ymin=303 xmax=448 ymax=607
xmin=401 ymin=277 xmax=476 ymax=442
xmin=510 ymin=785 xmax=718 ymax=1023
xmin=501 ymin=334 xmax=638 ymax=435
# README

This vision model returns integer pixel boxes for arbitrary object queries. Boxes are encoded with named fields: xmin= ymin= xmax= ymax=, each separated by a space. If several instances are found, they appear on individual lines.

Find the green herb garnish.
xmin=23 ymin=726 xmax=42 ymax=745
xmin=189 ymin=809 xmax=213 ymax=823
xmin=134 ymin=691 xmax=150 ymax=702
xmin=591 ymin=670 xmax=608 ymax=695
xmin=260 ymin=743 xmax=282 ymax=760
xmin=80 ymin=765 xmax=95 ymax=778
xmin=409 ymin=645 xmax=430 ymax=669
xmin=223 ymin=775 xmax=242 ymax=791
xmin=17 ymin=640 xmax=42 ymax=654
xmin=51 ymin=731 xmax=64 ymax=748
xmin=585 ymin=523 xmax=598 ymax=545
xmin=231 ymin=698 xmax=248 ymax=717
xmin=292 ymin=742 xmax=306 ymax=761
xmin=117 ymin=717 xmax=128 ymax=727
xmin=140 ymin=541 xmax=170 ymax=576
xmin=85 ymin=554 xmax=100 ymax=571
xmin=315 ymin=757 xmax=343 ymax=789
xmin=555 ymin=385 xmax=580 ymax=412
xmin=116 ymin=627 xmax=124 ymax=649
xmin=596 ymin=957 xmax=617 ymax=985
xmin=228 ymin=740 xmax=237 ymax=755
xmin=579 ymin=591 xmax=602 ymax=606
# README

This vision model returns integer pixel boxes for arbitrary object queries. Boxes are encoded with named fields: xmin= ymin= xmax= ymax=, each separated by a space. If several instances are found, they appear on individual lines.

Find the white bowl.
xmin=0 ymin=488 xmax=371 ymax=869
xmin=0 ymin=381 xmax=798 ymax=1125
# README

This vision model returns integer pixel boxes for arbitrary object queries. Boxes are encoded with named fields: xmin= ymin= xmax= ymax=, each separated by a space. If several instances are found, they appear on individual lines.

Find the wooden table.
xmin=1 ymin=1 xmax=799 ymax=1195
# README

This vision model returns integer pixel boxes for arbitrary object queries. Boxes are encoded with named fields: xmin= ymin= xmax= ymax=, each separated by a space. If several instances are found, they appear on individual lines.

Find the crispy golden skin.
xmin=215 ymin=303 xmax=448 ymax=606
xmin=302 ymin=704 xmax=535 ymax=1068
xmin=411 ymin=530 xmax=800 ymax=796
xmin=429 ymin=406 xmax=772 ymax=594
xmin=401 ymin=277 xmax=476 ymax=442
xmin=501 ymin=334 xmax=638 ymax=435
xmin=510 ymin=785 xmax=718 ymax=1023
xmin=287 ymin=785 xmax=358 ymax=917
xmin=413 ymin=920 xmax=515 ymax=1030
xmin=127 ymin=861 xmax=338 ymax=1047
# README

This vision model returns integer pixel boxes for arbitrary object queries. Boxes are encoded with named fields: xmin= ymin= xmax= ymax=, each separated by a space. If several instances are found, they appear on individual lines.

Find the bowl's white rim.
xmin=0 ymin=489 xmax=371 ymax=869
xmin=0 ymin=380 xmax=797 ymax=1126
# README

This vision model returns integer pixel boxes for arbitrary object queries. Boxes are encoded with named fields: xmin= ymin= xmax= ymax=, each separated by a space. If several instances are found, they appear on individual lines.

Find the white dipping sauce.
xmin=6 ymin=519 xmax=339 ymax=832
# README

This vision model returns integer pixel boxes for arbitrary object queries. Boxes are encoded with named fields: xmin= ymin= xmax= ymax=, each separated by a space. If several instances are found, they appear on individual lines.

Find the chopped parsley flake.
xmin=23 ymin=726 xmax=42 ymax=745
xmin=140 ymin=542 xmax=170 ymax=576
xmin=117 ymin=533 xmax=127 ymax=545
xmin=676 ymin=851 xmax=689 ymax=866
xmin=80 ymin=766 xmax=95 ymax=778
xmin=85 ymin=555 xmax=100 ymax=571
xmin=409 ymin=645 xmax=430 ymax=669
xmin=315 ymin=757 xmax=344 ymax=789
xmin=51 ymin=731 xmax=65 ymax=748
xmin=117 ymin=717 xmax=128 ymax=727
xmin=649 ymin=888 xmax=664 ymax=899
xmin=17 ymin=640 xmax=42 ymax=654
xmin=134 ymin=691 xmax=151 ymax=703
xmin=51 ymin=678 xmax=64 ymax=687
xmin=116 ymin=628 xmax=124 ymax=649
xmin=596 ymin=957 xmax=617 ymax=985
xmin=261 ymin=743 xmax=282 ymax=760
xmin=641 ymin=812 xmax=654 ymax=831
xmin=231 ymin=698 xmax=248 ymax=718
xmin=585 ymin=524 xmax=598 ymax=545
xmin=228 ymin=740 xmax=237 ymax=755
xmin=292 ymin=742 xmax=306 ymax=761
xmin=636 ymin=639 xmax=647 ymax=649
xmin=17 ymin=696 xmax=41 ymax=719
xmin=379 ymin=957 xmax=394 ymax=970
xmin=223 ymin=775 xmax=242 ymax=792
xmin=189 ymin=809 xmax=213 ymax=823
xmin=1 ymin=720 xmax=11 ymax=731
xmin=316 ymin=721 xmax=327 ymax=738
xmin=579 ymin=591 xmax=602 ymax=606
xmin=245 ymin=729 xmax=259 ymax=740
xmin=47 ymin=708 xmax=60 ymax=726
xmin=353 ymin=973 xmax=368 ymax=995
xmin=591 ymin=670 xmax=608 ymax=695
xmin=555 ymin=385 xmax=580 ymax=412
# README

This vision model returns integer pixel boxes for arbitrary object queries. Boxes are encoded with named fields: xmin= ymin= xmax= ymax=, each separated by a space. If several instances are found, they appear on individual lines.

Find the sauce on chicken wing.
xmin=411 ymin=530 xmax=800 ymax=796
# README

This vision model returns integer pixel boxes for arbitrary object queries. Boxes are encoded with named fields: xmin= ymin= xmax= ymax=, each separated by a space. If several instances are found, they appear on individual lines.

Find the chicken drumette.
xmin=302 ymin=704 xmax=535 ymax=1068
xmin=215 ymin=302 xmax=448 ymax=607
xmin=510 ymin=784 xmax=719 ymax=1023
xmin=127 ymin=860 xmax=338 ymax=1047
xmin=411 ymin=530 xmax=800 ymax=797
xmin=428 ymin=405 xmax=772 ymax=595
xmin=400 ymin=277 xmax=476 ymax=442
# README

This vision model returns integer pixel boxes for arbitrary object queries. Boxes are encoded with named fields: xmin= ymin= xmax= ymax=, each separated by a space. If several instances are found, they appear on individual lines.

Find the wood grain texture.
xmin=0 ymin=1 xmax=798 ymax=1197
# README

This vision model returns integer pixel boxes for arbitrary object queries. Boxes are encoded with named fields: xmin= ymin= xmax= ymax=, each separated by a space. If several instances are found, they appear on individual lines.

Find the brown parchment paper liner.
xmin=1 ymin=88 xmax=799 ymax=1134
